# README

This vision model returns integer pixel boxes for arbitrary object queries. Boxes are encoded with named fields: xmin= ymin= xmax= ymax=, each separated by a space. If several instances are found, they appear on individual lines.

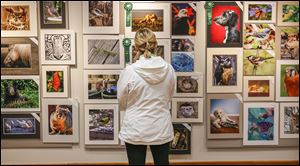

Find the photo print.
xmin=172 ymin=98 xmax=203 ymax=123
xmin=1 ymin=5 xmax=30 ymax=31
xmin=174 ymin=72 xmax=203 ymax=97
xmin=248 ymin=4 xmax=272 ymax=21
xmin=1 ymin=44 xmax=31 ymax=69
xmin=247 ymin=80 xmax=270 ymax=97
xmin=169 ymin=123 xmax=191 ymax=154
xmin=46 ymin=70 xmax=64 ymax=93
xmin=132 ymin=9 xmax=163 ymax=32
xmin=171 ymin=3 xmax=196 ymax=36
xmin=171 ymin=52 xmax=194 ymax=72
xmin=280 ymin=103 xmax=299 ymax=138
xmin=282 ymin=4 xmax=299 ymax=23
xmin=243 ymin=76 xmax=275 ymax=101
xmin=279 ymin=64 xmax=299 ymax=97
xmin=171 ymin=38 xmax=194 ymax=52
xmin=177 ymin=101 xmax=198 ymax=119
xmin=44 ymin=34 xmax=71 ymax=61
xmin=279 ymin=27 xmax=299 ymax=60
xmin=213 ymin=55 xmax=237 ymax=86
xmin=244 ymin=24 xmax=275 ymax=49
xmin=40 ymin=1 xmax=66 ymax=29
xmin=89 ymin=1 xmax=113 ymax=27
xmin=48 ymin=104 xmax=73 ymax=135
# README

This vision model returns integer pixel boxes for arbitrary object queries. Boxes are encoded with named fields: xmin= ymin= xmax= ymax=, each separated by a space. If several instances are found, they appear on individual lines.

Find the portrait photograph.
xmin=174 ymin=72 xmax=203 ymax=97
xmin=243 ymin=76 xmax=275 ymax=101
xmin=280 ymin=102 xmax=299 ymax=138
xmin=172 ymin=98 xmax=203 ymax=123
xmin=244 ymin=24 xmax=275 ymax=50
xmin=171 ymin=3 xmax=196 ymax=36
xmin=244 ymin=2 xmax=276 ymax=23
xmin=40 ymin=1 xmax=67 ymax=29
xmin=277 ymin=1 xmax=299 ymax=26
xmin=212 ymin=55 xmax=237 ymax=86
xmin=169 ymin=123 xmax=191 ymax=154
xmin=276 ymin=27 xmax=299 ymax=60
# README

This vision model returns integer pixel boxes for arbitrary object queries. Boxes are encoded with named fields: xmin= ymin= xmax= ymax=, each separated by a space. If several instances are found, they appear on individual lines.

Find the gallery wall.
xmin=1 ymin=1 xmax=299 ymax=164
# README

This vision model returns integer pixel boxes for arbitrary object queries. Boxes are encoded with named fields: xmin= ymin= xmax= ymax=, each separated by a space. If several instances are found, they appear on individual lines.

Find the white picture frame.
xmin=40 ymin=30 xmax=76 ymax=65
xmin=83 ymin=35 xmax=125 ymax=69
xmin=276 ymin=60 xmax=299 ymax=101
xmin=85 ymin=104 xmax=119 ymax=145
xmin=280 ymin=102 xmax=299 ymax=138
xmin=124 ymin=3 xmax=170 ymax=38
xmin=243 ymin=76 xmax=275 ymax=101
xmin=171 ymin=98 xmax=203 ymax=123
xmin=174 ymin=72 xmax=203 ymax=97
xmin=83 ymin=70 xmax=120 ymax=104
xmin=1 ymin=1 xmax=38 ymax=37
xmin=1 ymin=76 xmax=40 ymax=112
xmin=243 ymin=1 xmax=277 ymax=24
xmin=207 ymin=48 xmax=243 ymax=93
xmin=42 ymin=66 xmax=69 ymax=98
xmin=82 ymin=1 xmax=119 ymax=34
xmin=277 ymin=1 xmax=299 ymax=27
xmin=243 ymin=102 xmax=279 ymax=146
xmin=42 ymin=98 xmax=79 ymax=143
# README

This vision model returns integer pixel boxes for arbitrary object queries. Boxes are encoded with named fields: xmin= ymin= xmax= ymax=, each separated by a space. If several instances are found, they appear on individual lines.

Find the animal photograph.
xmin=280 ymin=64 xmax=299 ymax=97
xmin=44 ymin=34 xmax=71 ymax=61
xmin=169 ymin=123 xmax=191 ymax=154
xmin=282 ymin=5 xmax=299 ymax=22
xmin=132 ymin=10 xmax=163 ymax=32
xmin=171 ymin=52 xmax=194 ymax=72
xmin=176 ymin=76 xmax=198 ymax=93
xmin=89 ymin=109 xmax=114 ymax=140
xmin=213 ymin=55 xmax=237 ymax=86
xmin=42 ymin=1 xmax=63 ymax=25
xmin=248 ymin=4 xmax=272 ymax=21
xmin=280 ymin=27 xmax=299 ymax=60
xmin=48 ymin=104 xmax=72 ymax=135
xmin=171 ymin=3 xmax=196 ymax=36
xmin=283 ymin=106 xmax=299 ymax=135
xmin=172 ymin=38 xmax=194 ymax=52
xmin=177 ymin=102 xmax=198 ymax=119
xmin=243 ymin=50 xmax=275 ymax=76
xmin=244 ymin=24 xmax=275 ymax=49
xmin=46 ymin=71 xmax=64 ymax=93
xmin=1 ymin=5 xmax=30 ymax=31
xmin=88 ymin=74 xmax=118 ymax=100
xmin=207 ymin=2 xmax=242 ymax=47
xmin=247 ymin=80 xmax=270 ymax=97
xmin=1 ymin=79 xmax=39 ymax=109
xmin=210 ymin=99 xmax=240 ymax=134
xmin=89 ymin=1 xmax=113 ymax=26
xmin=1 ymin=44 xmax=31 ymax=68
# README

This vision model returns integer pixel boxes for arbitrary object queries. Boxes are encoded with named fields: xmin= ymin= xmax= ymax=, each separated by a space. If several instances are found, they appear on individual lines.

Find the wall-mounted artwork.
xmin=82 ymin=1 xmax=119 ymax=34
xmin=277 ymin=1 xmax=299 ymax=26
xmin=1 ymin=37 xmax=39 ymax=75
xmin=207 ymin=2 xmax=243 ymax=47
xmin=243 ymin=76 xmax=275 ymax=101
xmin=1 ymin=76 xmax=40 ymax=112
xmin=42 ymin=66 xmax=69 ymax=98
xmin=243 ymin=102 xmax=279 ymax=145
xmin=244 ymin=2 xmax=276 ymax=23
xmin=171 ymin=52 xmax=194 ymax=72
xmin=85 ymin=104 xmax=119 ymax=145
xmin=42 ymin=98 xmax=79 ymax=143
xmin=207 ymin=94 xmax=242 ymax=139
xmin=174 ymin=72 xmax=203 ymax=97
xmin=40 ymin=30 xmax=76 ymax=65
xmin=280 ymin=102 xmax=299 ymax=138
xmin=276 ymin=27 xmax=299 ymax=60
xmin=244 ymin=24 xmax=275 ymax=50
xmin=84 ymin=70 xmax=120 ymax=104
xmin=83 ymin=35 xmax=124 ymax=69
xmin=125 ymin=3 xmax=170 ymax=38
xmin=1 ymin=113 xmax=40 ymax=139
xmin=1 ymin=1 xmax=37 ymax=37
xmin=276 ymin=60 xmax=299 ymax=101
xmin=40 ymin=1 xmax=67 ymax=29
xmin=169 ymin=123 xmax=191 ymax=154
xmin=172 ymin=98 xmax=203 ymax=123
xmin=171 ymin=3 xmax=196 ymax=36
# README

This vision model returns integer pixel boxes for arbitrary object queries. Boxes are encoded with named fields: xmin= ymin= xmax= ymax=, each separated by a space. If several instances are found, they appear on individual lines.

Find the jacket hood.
xmin=132 ymin=56 xmax=170 ymax=85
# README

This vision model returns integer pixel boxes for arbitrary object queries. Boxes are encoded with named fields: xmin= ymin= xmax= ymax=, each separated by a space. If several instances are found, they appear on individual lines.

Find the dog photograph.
xmin=132 ymin=9 xmax=163 ymax=32
xmin=244 ymin=50 xmax=275 ymax=76
xmin=171 ymin=3 xmax=196 ymax=36
xmin=89 ymin=1 xmax=113 ymax=27
xmin=172 ymin=38 xmax=194 ymax=52
xmin=283 ymin=106 xmax=299 ymax=135
xmin=88 ymin=74 xmax=118 ymax=100
xmin=89 ymin=109 xmax=114 ymax=141
xmin=171 ymin=52 xmax=194 ymax=72
xmin=176 ymin=76 xmax=198 ymax=93
xmin=280 ymin=27 xmax=299 ymax=60
xmin=279 ymin=64 xmax=299 ymax=97
xmin=210 ymin=99 xmax=240 ymax=134
xmin=46 ymin=71 xmax=64 ymax=93
xmin=282 ymin=5 xmax=299 ymax=22
xmin=207 ymin=2 xmax=242 ymax=47
xmin=169 ymin=123 xmax=191 ymax=154
xmin=44 ymin=34 xmax=71 ymax=61
xmin=248 ymin=4 xmax=272 ymax=21
xmin=244 ymin=24 xmax=275 ymax=49
xmin=247 ymin=80 xmax=270 ymax=97
xmin=1 ymin=44 xmax=31 ymax=68
xmin=176 ymin=102 xmax=198 ymax=119
xmin=48 ymin=104 xmax=73 ymax=135
xmin=1 ymin=5 xmax=30 ymax=31
xmin=212 ymin=55 xmax=237 ymax=86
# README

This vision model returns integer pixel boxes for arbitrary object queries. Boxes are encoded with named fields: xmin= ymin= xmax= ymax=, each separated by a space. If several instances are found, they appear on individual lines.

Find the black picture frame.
xmin=169 ymin=123 xmax=191 ymax=154
xmin=40 ymin=1 xmax=67 ymax=29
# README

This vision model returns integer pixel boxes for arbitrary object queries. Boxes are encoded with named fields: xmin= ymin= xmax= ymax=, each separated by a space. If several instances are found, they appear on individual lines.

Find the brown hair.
xmin=134 ymin=28 xmax=157 ymax=60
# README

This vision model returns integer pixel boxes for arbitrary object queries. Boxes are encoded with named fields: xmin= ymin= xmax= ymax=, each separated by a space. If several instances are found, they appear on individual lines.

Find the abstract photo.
xmin=132 ymin=9 xmax=163 ymax=32
xmin=282 ymin=5 xmax=299 ymax=22
xmin=89 ymin=109 xmax=114 ymax=140
xmin=177 ymin=102 xmax=198 ymax=119
xmin=48 ymin=104 xmax=73 ymax=135
xmin=280 ymin=27 xmax=299 ymax=60
xmin=244 ymin=50 xmax=275 ymax=76
xmin=171 ymin=38 xmax=194 ymax=52
xmin=171 ymin=3 xmax=196 ymax=36
xmin=169 ymin=123 xmax=191 ymax=154
xmin=248 ymin=80 xmax=270 ymax=97
xmin=248 ymin=4 xmax=272 ymax=21
xmin=244 ymin=24 xmax=275 ymax=49
xmin=176 ymin=76 xmax=198 ymax=93
xmin=1 ymin=44 xmax=31 ymax=68
xmin=283 ymin=106 xmax=299 ymax=135
xmin=88 ymin=74 xmax=118 ymax=100
xmin=46 ymin=71 xmax=64 ymax=93
xmin=44 ymin=34 xmax=72 ymax=61
xmin=213 ymin=55 xmax=237 ymax=86
xmin=89 ymin=1 xmax=113 ymax=26
xmin=42 ymin=1 xmax=63 ymax=25
xmin=171 ymin=52 xmax=194 ymax=72
xmin=1 ymin=5 xmax=30 ymax=30
xmin=280 ymin=64 xmax=299 ymax=97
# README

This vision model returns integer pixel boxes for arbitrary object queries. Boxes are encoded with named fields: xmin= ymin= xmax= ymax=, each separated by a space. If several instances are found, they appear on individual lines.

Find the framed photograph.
xmin=243 ymin=102 xmax=279 ymax=145
xmin=275 ymin=27 xmax=299 ymax=60
xmin=40 ymin=30 xmax=76 ymax=65
xmin=277 ymin=1 xmax=299 ymax=26
xmin=82 ymin=1 xmax=119 ymax=34
xmin=207 ymin=48 xmax=243 ymax=93
xmin=85 ymin=104 xmax=119 ymax=145
xmin=244 ymin=2 xmax=276 ymax=24
xmin=243 ymin=50 xmax=276 ymax=76
xmin=124 ymin=3 xmax=170 ymax=38
xmin=1 ymin=37 xmax=39 ymax=75
xmin=207 ymin=2 xmax=243 ymax=47
xmin=130 ymin=39 xmax=171 ymax=64
xmin=84 ymin=70 xmax=120 ymax=104
xmin=174 ymin=72 xmax=203 ymax=97
xmin=42 ymin=98 xmax=79 ymax=143
xmin=171 ymin=98 xmax=203 ymax=123
xmin=1 ymin=113 xmax=40 ymax=139
xmin=276 ymin=60 xmax=299 ymax=101
xmin=171 ymin=52 xmax=194 ymax=72
xmin=244 ymin=24 xmax=275 ymax=50
xmin=207 ymin=94 xmax=242 ymax=139
xmin=171 ymin=3 xmax=196 ymax=36
xmin=280 ymin=102 xmax=299 ymax=138
xmin=42 ymin=66 xmax=69 ymax=98
xmin=169 ymin=123 xmax=191 ymax=154
xmin=1 ymin=1 xmax=37 ymax=37
xmin=1 ymin=76 xmax=40 ymax=112
xmin=243 ymin=76 xmax=275 ymax=101
xmin=40 ymin=1 xmax=67 ymax=29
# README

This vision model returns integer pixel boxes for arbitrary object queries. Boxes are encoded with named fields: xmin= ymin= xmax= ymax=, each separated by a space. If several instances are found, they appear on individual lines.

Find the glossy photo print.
xmin=243 ymin=76 xmax=275 ymax=101
xmin=171 ymin=52 xmax=194 ymax=72
xmin=280 ymin=103 xmax=299 ymax=138
xmin=279 ymin=64 xmax=299 ymax=97
xmin=48 ymin=104 xmax=73 ymax=135
xmin=171 ymin=3 xmax=196 ymax=36
xmin=248 ymin=4 xmax=272 ymax=21
xmin=279 ymin=27 xmax=299 ymax=60
xmin=247 ymin=80 xmax=270 ymax=97
xmin=177 ymin=76 xmax=198 ymax=93
xmin=89 ymin=1 xmax=113 ymax=27
xmin=169 ymin=123 xmax=191 ymax=154
xmin=213 ymin=55 xmax=237 ymax=86
xmin=1 ymin=5 xmax=30 ymax=31
xmin=46 ymin=71 xmax=64 ymax=93
xmin=132 ymin=9 xmax=163 ymax=32
xmin=244 ymin=24 xmax=275 ymax=49
xmin=89 ymin=109 xmax=114 ymax=141
xmin=40 ymin=1 xmax=66 ymax=29
xmin=177 ymin=101 xmax=198 ymax=119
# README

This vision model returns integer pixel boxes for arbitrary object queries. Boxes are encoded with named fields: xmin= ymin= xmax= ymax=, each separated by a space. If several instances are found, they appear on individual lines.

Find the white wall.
xmin=1 ymin=1 xmax=299 ymax=164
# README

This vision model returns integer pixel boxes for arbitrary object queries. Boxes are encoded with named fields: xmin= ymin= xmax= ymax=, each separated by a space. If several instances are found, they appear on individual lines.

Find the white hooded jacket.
xmin=118 ymin=55 xmax=175 ymax=145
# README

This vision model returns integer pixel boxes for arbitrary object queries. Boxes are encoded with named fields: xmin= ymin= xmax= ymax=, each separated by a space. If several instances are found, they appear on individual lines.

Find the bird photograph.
xmin=43 ymin=1 xmax=63 ymax=24
xmin=281 ymin=65 xmax=299 ymax=97
xmin=244 ymin=24 xmax=275 ymax=49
